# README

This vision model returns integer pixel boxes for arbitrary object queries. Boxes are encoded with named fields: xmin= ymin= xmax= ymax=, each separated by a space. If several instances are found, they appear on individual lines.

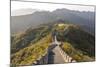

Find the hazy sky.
xmin=11 ymin=0 xmax=96 ymax=5
xmin=11 ymin=1 xmax=95 ymax=12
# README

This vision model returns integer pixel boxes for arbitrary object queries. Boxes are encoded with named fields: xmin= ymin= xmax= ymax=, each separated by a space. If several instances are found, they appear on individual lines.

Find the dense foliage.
xmin=11 ymin=22 xmax=95 ymax=65
xmin=11 ymin=34 xmax=52 ymax=65
xmin=11 ymin=26 xmax=51 ymax=53
xmin=56 ymin=24 xmax=95 ymax=61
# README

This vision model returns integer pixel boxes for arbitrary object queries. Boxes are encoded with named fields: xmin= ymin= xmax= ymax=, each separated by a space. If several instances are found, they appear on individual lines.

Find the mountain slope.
xmin=11 ymin=34 xmax=52 ymax=65
xmin=11 ymin=9 xmax=95 ymax=35
xmin=54 ymin=23 xmax=95 ymax=61
xmin=11 ymin=23 xmax=95 ymax=65
xmin=11 ymin=25 xmax=52 ymax=53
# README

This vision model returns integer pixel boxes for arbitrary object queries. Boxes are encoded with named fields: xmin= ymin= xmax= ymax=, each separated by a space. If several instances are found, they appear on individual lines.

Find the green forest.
xmin=11 ymin=22 xmax=95 ymax=65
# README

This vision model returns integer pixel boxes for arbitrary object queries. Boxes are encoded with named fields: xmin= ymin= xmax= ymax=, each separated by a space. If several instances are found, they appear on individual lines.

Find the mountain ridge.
xmin=11 ymin=8 xmax=95 ymax=35
xmin=11 ymin=23 xmax=95 ymax=65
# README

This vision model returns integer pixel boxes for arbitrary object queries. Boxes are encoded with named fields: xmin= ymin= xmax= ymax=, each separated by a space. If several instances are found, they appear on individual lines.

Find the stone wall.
xmin=58 ymin=46 xmax=76 ymax=63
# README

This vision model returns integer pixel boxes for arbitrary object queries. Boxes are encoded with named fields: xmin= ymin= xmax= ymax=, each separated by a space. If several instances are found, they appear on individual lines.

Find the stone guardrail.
xmin=58 ymin=46 xmax=76 ymax=63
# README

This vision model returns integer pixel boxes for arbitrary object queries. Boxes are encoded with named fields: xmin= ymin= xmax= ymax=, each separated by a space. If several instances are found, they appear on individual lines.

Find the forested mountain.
xmin=11 ymin=9 xmax=95 ymax=35
xmin=11 ymin=23 xmax=95 ymax=65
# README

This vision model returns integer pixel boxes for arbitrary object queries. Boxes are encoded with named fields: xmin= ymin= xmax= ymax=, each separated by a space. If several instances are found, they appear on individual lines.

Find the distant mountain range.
xmin=11 ymin=8 xmax=95 ymax=35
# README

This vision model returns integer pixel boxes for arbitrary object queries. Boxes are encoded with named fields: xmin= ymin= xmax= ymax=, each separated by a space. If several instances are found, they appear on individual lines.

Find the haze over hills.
xmin=11 ymin=9 xmax=37 ymax=16
xmin=11 ymin=8 xmax=95 ymax=35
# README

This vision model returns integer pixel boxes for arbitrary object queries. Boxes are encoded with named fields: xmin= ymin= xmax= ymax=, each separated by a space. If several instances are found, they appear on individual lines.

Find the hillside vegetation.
xmin=55 ymin=24 xmax=95 ymax=61
xmin=11 ymin=26 xmax=51 ymax=53
xmin=60 ymin=42 xmax=94 ymax=62
xmin=11 ymin=34 xmax=52 ymax=65
xmin=11 ymin=22 xmax=95 ymax=65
